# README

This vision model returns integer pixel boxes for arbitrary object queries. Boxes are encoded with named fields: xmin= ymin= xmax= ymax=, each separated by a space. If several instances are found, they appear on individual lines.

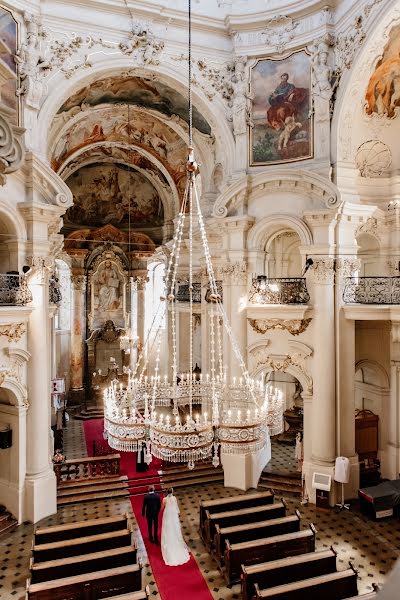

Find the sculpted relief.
xmin=365 ymin=23 xmax=400 ymax=119
xmin=250 ymin=50 xmax=312 ymax=165
xmin=93 ymin=260 xmax=122 ymax=312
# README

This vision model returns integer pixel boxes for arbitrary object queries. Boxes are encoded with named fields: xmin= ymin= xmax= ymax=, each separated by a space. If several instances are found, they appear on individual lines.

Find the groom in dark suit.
xmin=142 ymin=485 xmax=161 ymax=544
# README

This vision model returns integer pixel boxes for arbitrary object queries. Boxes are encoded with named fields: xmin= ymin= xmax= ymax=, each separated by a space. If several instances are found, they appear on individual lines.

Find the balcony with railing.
xmin=176 ymin=282 xmax=202 ymax=303
xmin=343 ymin=277 xmax=400 ymax=304
xmin=0 ymin=274 xmax=32 ymax=305
xmin=248 ymin=276 xmax=310 ymax=305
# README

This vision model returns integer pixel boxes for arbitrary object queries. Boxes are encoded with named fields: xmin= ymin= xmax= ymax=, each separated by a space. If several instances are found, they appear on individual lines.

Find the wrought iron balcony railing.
xmin=176 ymin=282 xmax=202 ymax=303
xmin=0 ymin=274 xmax=33 ymax=305
xmin=343 ymin=277 xmax=400 ymax=304
xmin=49 ymin=277 xmax=62 ymax=305
xmin=248 ymin=277 xmax=310 ymax=305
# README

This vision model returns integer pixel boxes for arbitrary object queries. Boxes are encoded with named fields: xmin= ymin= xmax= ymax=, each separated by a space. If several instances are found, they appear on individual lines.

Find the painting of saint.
xmin=250 ymin=51 xmax=312 ymax=165
xmin=365 ymin=24 xmax=400 ymax=119
xmin=0 ymin=7 xmax=18 ymax=124
xmin=64 ymin=163 xmax=164 ymax=230
xmin=93 ymin=260 xmax=122 ymax=312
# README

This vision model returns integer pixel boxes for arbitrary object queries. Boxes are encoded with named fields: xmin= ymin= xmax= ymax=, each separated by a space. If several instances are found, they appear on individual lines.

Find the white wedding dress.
xmin=161 ymin=495 xmax=190 ymax=566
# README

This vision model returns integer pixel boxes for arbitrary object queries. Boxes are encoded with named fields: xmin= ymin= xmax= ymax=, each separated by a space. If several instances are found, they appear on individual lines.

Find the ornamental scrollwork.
xmin=0 ymin=112 xmax=24 ymax=185
xmin=0 ymin=323 xmax=26 ymax=342
xmin=308 ymin=258 xmax=335 ymax=284
xmin=221 ymin=262 xmax=247 ymax=285
xmin=262 ymin=15 xmax=299 ymax=54
xmin=248 ymin=318 xmax=312 ymax=336
xmin=119 ymin=21 xmax=165 ymax=66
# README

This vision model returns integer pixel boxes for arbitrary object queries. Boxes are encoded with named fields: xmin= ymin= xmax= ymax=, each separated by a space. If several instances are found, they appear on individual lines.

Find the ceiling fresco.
xmin=64 ymin=162 xmax=164 ymax=236
xmin=51 ymin=105 xmax=188 ymax=182
xmin=57 ymin=75 xmax=211 ymax=135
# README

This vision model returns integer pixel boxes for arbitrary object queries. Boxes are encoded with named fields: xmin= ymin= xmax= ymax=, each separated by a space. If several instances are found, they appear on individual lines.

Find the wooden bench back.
xmin=215 ymin=511 xmax=301 ymax=561
xmin=254 ymin=567 xmax=358 ymax=599
xmin=34 ymin=515 xmax=128 ymax=544
xmin=205 ymin=500 xmax=286 ymax=546
xmin=224 ymin=524 xmax=317 ymax=585
xmin=30 ymin=546 xmax=137 ymax=584
xmin=102 ymin=587 xmax=150 ymax=600
xmin=241 ymin=548 xmax=337 ymax=600
xmin=200 ymin=491 xmax=273 ymax=528
xmin=32 ymin=528 xmax=133 ymax=562
xmin=26 ymin=563 xmax=142 ymax=600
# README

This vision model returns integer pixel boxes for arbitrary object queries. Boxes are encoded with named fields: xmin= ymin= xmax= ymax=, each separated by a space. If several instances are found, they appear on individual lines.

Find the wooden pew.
xmin=30 ymin=546 xmax=138 ymax=584
xmin=103 ymin=587 xmax=150 ymax=600
xmin=32 ymin=528 xmax=133 ymax=562
xmin=224 ymin=524 xmax=316 ymax=585
xmin=241 ymin=548 xmax=337 ymax=600
xmin=199 ymin=491 xmax=274 ymax=540
xmin=26 ymin=563 xmax=142 ymax=600
xmin=253 ymin=566 xmax=358 ymax=599
xmin=215 ymin=511 xmax=301 ymax=565
xmin=204 ymin=500 xmax=286 ymax=549
xmin=345 ymin=594 xmax=377 ymax=600
xmin=34 ymin=514 xmax=128 ymax=544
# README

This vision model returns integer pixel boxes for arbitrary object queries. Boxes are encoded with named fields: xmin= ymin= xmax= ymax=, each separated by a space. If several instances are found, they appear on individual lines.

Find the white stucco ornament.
xmin=355 ymin=140 xmax=392 ymax=177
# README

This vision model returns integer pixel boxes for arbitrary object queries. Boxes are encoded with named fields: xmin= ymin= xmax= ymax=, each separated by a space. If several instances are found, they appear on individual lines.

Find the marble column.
xmin=387 ymin=322 xmax=400 ymax=479
xmin=135 ymin=275 xmax=147 ymax=353
xmin=304 ymin=258 xmax=336 ymax=504
xmin=25 ymin=262 xmax=57 ymax=523
xmin=336 ymin=259 xmax=361 ymax=497
xmin=68 ymin=274 xmax=86 ymax=406
xmin=221 ymin=262 xmax=248 ymax=378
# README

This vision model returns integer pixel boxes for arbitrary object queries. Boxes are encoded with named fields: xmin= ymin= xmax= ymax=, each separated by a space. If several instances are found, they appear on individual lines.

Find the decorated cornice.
xmin=22 ymin=152 xmax=73 ymax=208
xmin=248 ymin=318 xmax=312 ymax=336
xmin=213 ymin=170 xmax=340 ymax=218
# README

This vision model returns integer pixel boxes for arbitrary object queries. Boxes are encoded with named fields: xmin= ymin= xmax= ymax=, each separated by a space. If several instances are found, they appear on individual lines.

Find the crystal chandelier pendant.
xmin=103 ymin=0 xmax=273 ymax=470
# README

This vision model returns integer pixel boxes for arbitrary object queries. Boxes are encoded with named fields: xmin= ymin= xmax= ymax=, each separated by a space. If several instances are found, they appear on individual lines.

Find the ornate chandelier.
xmin=103 ymin=0 xmax=273 ymax=469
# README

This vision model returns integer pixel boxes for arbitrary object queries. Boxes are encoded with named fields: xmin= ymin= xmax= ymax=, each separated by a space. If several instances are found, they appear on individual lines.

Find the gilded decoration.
xmin=0 ymin=323 xmax=26 ymax=342
xmin=248 ymin=318 xmax=312 ymax=336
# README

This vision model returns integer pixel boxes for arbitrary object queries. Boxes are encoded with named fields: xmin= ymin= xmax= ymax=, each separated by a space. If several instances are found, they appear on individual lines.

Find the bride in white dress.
xmin=161 ymin=488 xmax=190 ymax=566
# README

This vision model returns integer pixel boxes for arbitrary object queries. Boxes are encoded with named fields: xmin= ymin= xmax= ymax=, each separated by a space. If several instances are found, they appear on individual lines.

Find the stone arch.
xmin=355 ymin=359 xmax=389 ymax=389
xmin=332 ymin=2 xmax=400 ymax=166
xmin=213 ymin=169 xmax=340 ymax=218
xmin=37 ymin=60 xmax=235 ymax=183
xmin=247 ymin=214 xmax=313 ymax=251
xmin=0 ymin=205 xmax=27 ymax=272
xmin=0 ymin=376 xmax=28 ymax=407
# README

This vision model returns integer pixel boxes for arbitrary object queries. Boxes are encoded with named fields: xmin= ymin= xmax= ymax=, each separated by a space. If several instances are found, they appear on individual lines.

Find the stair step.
xmin=0 ymin=511 xmax=12 ymax=524
xmin=260 ymin=475 xmax=302 ymax=488
xmin=58 ymin=476 xmax=128 ymax=490
xmin=161 ymin=468 xmax=223 ymax=483
xmin=0 ymin=518 xmax=18 ymax=536
xmin=57 ymin=488 xmax=129 ymax=505
xmin=58 ymin=481 xmax=129 ymax=497
xmin=263 ymin=469 xmax=302 ymax=480
xmin=159 ymin=463 xmax=219 ymax=476
xmin=162 ymin=474 xmax=224 ymax=488
xmin=259 ymin=482 xmax=302 ymax=495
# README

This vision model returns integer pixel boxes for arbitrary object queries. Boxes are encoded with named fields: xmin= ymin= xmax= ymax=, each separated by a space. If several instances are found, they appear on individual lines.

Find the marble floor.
xmin=1 ymin=421 xmax=400 ymax=599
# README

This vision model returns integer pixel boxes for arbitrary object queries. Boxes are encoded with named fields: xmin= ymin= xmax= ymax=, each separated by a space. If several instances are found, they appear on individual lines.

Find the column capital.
xmin=27 ymin=255 xmax=54 ymax=283
xmin=220 ymin=261 xmax=247 ymax=285
xmin=132 ymin=275 xmax=149 ymax=290
xmin=308 ymin=257 xmax=335 ymax=284
xmin=335 ymin=257 xmax=361 ymax=279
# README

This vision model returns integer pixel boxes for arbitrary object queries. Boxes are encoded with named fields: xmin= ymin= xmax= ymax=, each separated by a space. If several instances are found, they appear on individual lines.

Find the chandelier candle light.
xmin=103 ymin=0 xmax=273 ymax=470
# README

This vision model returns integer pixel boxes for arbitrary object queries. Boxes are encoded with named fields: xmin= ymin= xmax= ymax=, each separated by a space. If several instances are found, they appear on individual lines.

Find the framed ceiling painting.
xmin=249 ymin=50 xmax=313 ymax=166
xmin=0 ymin=5 xmax=19 ymax=125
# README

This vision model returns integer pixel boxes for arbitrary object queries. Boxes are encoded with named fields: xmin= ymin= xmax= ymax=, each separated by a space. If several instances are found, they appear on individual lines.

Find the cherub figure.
xmin=278 ymin=115 xmax=302 ymax=150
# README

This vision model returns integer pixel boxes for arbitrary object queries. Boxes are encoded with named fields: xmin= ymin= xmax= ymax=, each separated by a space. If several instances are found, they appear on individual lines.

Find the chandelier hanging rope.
xmin=103 ymin=0 xmax=274 ymax=468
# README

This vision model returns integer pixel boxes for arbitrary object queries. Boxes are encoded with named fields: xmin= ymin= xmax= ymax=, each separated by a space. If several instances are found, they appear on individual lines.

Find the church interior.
xmin=0 ymin=0 xmax=400 ymax=598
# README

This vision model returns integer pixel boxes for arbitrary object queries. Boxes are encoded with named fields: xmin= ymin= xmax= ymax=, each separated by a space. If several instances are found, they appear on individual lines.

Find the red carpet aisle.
xmin=83 ymin=419 xmax=214 ymax=600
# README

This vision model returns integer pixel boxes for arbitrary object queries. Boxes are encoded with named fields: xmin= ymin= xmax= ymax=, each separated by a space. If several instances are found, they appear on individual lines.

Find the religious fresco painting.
xmin=365 ymin=23 xmax=400 ymax=119
xmin=57 ymin=74 xmax=211 ymax=134
xmin=250 ymin=51 xmax=313 ymax=165
xmin=0 ymin=6 xmax=18 ymax=124
xmin=64 ymin=163 xmax=164 ymax=230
